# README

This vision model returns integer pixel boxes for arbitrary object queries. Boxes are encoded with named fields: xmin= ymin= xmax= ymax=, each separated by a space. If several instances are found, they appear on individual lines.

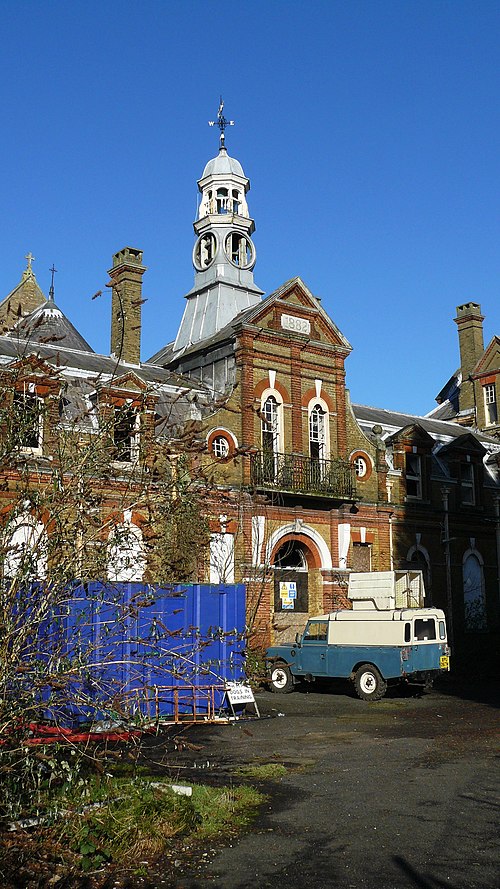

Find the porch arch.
xmin=265 ymin=523 xmax=332 ymax=570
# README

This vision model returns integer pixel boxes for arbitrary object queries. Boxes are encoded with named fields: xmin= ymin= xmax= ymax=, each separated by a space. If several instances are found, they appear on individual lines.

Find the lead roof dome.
xmin=201 ymin=147 xmax=245 ymax=180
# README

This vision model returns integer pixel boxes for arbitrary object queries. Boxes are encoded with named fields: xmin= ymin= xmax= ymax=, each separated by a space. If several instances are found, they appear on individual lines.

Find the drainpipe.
xmin=386 ymin=480 xmax=394 ymax=571
xmin=441 ymin=486 xmax=454 ymax=647
xmin=493 ymin=497 xmax=500 ymax=606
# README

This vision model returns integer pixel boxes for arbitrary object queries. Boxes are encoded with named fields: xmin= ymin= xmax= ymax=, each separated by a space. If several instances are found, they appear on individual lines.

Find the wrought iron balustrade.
xmin=250 ymin=451 xmax=356 ymax=499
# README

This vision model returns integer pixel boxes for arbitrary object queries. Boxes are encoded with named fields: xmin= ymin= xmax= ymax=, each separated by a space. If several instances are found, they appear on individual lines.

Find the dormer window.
xmin=483 ymin=383 xmax=497 ymax=425
xmin=405 ymin=452 xmax=422 ymax=499
xmin=13 ymin=388 xmax=43 ymax=452
xmin=113 ymin=406 xmax=140 ymax=463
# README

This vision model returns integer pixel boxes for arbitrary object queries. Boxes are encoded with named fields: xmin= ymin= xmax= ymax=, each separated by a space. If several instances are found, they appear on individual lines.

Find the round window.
xmin=212 ymin=436 xmax=230 ymax=458
xmin=193 ymin=233 xmax=217 ymax=271
xmin=224 ymin=232 xmax=255 ymax=269
xmin=354 ymin=456 xmax=368 ymax=478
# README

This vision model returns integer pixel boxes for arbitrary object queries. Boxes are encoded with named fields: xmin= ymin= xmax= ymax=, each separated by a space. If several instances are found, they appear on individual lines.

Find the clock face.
xmin=193 ymin=233 xmax=217 ymax=270
xmin=224 ymin=231 xmax=255 ymax=269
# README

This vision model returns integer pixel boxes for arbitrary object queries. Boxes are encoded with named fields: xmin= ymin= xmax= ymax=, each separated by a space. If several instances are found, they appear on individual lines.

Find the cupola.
xmin=173 ymin=102 xmax=263 ymax=355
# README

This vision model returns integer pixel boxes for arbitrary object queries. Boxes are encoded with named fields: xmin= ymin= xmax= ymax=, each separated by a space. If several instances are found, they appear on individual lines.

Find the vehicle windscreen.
xmin=303 ymin=620 xmax=328 ymax=642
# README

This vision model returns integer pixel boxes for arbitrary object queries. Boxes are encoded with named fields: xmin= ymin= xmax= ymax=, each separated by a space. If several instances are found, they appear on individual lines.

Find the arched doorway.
xmin=273 ymin=539 xmax=310 ymax=614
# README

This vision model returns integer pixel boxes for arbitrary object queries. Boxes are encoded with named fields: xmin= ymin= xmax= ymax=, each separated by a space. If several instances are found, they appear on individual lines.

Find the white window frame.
xmin=354 ymin=456 xmax=367 ymax=478
xmin=107 ymin=521 xmax=145 ymax=582
xmin=483 ymin=383 xmax=497 ymax=426
xmin=13 ymin=386 xmax=44 ymax=454
xmin=261 ymin=389 xmax=283 ymax=456
xmin=2 ymin=514 xmax=48 ymax=580
xmin=209 ymin=532 xmax=235 ymax=583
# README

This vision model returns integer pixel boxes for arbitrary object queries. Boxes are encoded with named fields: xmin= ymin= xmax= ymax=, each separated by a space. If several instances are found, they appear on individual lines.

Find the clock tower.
xmin=173 ymin=101 xmax=263 ymax=354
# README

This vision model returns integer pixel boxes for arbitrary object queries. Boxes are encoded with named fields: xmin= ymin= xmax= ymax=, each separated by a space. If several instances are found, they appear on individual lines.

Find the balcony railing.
xmin=249 ymin=451 xmax=356 ymax=499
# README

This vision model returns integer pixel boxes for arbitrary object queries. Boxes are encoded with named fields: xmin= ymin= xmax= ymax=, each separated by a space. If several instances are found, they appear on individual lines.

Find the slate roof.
xmin=14 ymin=298 xmax=95 ymax=352
xmin=352 ymin=402 xmax=500 ymax=451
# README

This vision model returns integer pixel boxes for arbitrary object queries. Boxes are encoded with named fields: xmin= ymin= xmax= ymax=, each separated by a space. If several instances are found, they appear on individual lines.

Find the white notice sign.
xmin=225 ymin=682 xmax=256 ymax=705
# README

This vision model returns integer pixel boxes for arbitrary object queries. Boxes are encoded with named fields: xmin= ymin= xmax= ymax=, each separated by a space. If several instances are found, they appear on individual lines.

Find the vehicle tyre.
xmin=269 ymin=662 xmax=294 ymax=694
xmin=353 ymin=664 xmax=387 ymax=701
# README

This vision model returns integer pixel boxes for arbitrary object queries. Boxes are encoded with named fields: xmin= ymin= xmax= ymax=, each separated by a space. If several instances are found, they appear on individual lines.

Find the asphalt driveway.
xmin=172 ymin=678 xmax=499 ymax=889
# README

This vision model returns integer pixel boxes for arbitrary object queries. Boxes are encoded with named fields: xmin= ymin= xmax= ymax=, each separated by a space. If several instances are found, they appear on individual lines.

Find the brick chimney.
xmin=108 ymin=247 xmax=146 ymax=364
xmin=454 ymin=302 xmax=484 ymax=412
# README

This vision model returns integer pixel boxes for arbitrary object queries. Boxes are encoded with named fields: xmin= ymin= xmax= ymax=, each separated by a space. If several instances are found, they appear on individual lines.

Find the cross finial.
xmin=25 ymin=252 xmax=35 ymax=273
xmin=48 ymin=264 xmax=57 ymax=301
xmin=208 ymin=96 xmax=234 ymax=149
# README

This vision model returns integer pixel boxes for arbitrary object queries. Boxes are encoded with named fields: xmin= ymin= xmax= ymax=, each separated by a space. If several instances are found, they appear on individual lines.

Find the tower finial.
xmin=48 ymin=264 xmax=57 ymax=302
xmin=208 ymin=96 xmax=234 ymax=149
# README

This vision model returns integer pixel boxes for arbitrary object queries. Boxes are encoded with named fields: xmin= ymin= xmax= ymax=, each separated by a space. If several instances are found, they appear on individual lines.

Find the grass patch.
xmin=1 ymin=771 xmax=265 ymax=882
xmin=234 ymin=762 xmax=288 ymax=780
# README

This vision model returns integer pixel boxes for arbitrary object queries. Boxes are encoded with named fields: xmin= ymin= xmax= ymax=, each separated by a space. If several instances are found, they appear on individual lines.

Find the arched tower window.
xmin=216 ymin=188 xmax=229 ymax=214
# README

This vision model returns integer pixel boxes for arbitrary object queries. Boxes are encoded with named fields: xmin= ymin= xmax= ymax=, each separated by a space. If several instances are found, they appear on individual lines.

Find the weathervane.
xmin=208 ymin=97 xmax=234 ymax=149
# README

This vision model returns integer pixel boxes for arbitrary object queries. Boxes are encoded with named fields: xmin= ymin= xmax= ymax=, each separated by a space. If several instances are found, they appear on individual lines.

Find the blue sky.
xmin=1 ymin=0 xmax=499 ymax=415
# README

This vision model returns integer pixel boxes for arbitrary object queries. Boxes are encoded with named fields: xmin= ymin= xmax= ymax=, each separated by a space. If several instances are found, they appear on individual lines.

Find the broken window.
xmin=405 ymin=452 xmax=422 ymax=499
xmin=13 ymin=389 xmax=43 ymax=451
xmin=113 ymin=406 xmax=139 ymax=463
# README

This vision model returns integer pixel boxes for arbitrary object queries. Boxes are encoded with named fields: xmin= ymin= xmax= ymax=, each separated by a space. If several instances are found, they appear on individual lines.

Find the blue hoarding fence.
xmin=23 ymin=582 xmax=247 ymax=726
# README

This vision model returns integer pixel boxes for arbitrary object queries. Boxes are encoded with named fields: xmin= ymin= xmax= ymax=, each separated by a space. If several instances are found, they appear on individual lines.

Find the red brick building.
xmin=1 ymin=125 xmax=499 ymax=672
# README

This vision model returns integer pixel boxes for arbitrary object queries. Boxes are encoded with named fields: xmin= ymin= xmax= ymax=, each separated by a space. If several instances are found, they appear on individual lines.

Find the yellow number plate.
xmin=440 ymin=656 xmax=450 ymax=670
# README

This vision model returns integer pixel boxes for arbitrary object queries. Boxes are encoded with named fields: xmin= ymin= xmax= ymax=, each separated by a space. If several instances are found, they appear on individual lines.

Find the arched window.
xmin=309 ymin=403 xmax=326 ymax=462
xmin=463 ymin=552 xmax=487 ymax=631
xmin=216 ymin=188 xmax=229 ymax=214
xmin=107 ymin=522 xmax=145 ymax=582
xmin=407 ymin=546 xmax=432 ymax=605
xmin=2 ymin=515 xmax=48 ymax=580
xmin=261 ymin=395 xmax=280 ymax=482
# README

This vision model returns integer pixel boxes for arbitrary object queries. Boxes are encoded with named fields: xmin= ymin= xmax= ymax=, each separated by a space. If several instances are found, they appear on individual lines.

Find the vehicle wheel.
xmin=269 ymin=662 xmax=294 ymax=694
xmin=353 ymin=664 xmax=387 ymax=701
